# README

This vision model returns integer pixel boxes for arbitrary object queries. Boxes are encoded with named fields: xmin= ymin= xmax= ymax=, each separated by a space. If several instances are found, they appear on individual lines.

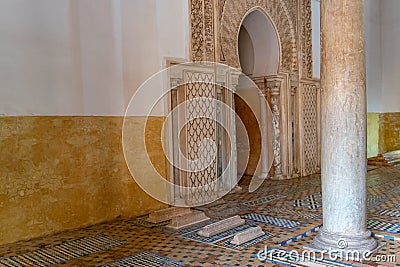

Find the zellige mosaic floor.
xmin=0 ymin=166 xmax=399 ymax=266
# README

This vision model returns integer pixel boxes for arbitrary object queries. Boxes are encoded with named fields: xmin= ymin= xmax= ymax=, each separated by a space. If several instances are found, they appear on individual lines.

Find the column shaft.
xmin=259 ymin=91 xmax=269 ymax=178
xmin=310 ymin=0 xmax=377 ymax=256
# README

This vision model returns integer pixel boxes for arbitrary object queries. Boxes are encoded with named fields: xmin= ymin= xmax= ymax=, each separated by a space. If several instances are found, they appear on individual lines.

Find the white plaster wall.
xmin=364 ymin=0 xmax=382 ymax=112
xmin=381 ymin=0 xmax=400 ymax=112
xmin=79 ymin=0 xmax=125 ymax=115
xmin=0 ymin=0 xmax=83 ymax=115
xmin=0 ymin=0 xmax=189 ymax=116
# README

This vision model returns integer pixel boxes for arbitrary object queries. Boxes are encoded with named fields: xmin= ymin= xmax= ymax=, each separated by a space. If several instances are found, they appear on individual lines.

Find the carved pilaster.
xmin=190 ymin=0 xmax=215 ymax=62
xmin=301 ymin=0 xmax=313 ymax=79
xmin=252 ymin=77 xmax=270 ymax=179
xmin=252 ymin=77 xmax=266 ymax=95
xmin=290 ymin=73 xmax=299 ymax=93
xmin=289 ymin=73 xmax=298 ymax=177
xmin=267 ymin=79 xmax=282 ymax=177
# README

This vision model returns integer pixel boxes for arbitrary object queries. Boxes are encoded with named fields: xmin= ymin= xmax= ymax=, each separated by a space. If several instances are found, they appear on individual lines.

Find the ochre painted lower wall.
xmin=0 ymin=116 xmax=168 ymax=245
xmin=379 ymin=113 xmax=400 ymax=153
xmin=367 ymin=113 xmax=379 ymax=158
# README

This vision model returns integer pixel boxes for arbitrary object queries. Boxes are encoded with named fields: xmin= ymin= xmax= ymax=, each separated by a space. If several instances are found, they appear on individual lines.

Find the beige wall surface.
xmin=379 ymin=113 xmax=400 ymax=153
xmin=0 ymin=116 xmax=168 ymax=245
xmin=367 ymin=113 xmax=379 ymax=158
xmin=0 ymin=0 xmax=189 ymax=245
xmin=367 ymin=112 xmax=400 ymax=157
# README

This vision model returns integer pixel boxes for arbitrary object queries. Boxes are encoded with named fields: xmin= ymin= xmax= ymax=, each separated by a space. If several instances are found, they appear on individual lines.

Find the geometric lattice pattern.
xmin=396 ymin=201 xmax=400 ymax=208
xmin=264 ymin=207 xmax=321 ymax=220
xmin=279 ymin=225 xmax=322 ymax=246
xmin=367 ymin=195 xmax=388 ymax=210
xmin=302 ymin=83 xmax=319 ymax=175
xmin=241 ymin=194 xmax=287 ymax=206
xmin=0 ymin=234 xmax=124 ymax=267
xmin=101 ymin=251 xmax=183 ymax=267
xmin=290 ymin=192 xmax=322 ymax=210
xmin=389 ymin=185 xmax=400 ymax=195
xmin=367 ymin=220 xmax=400 ymax=234
xmin=375 ymin=209 xmax=400 ymax=218
xmin=184 ymin=71 xmax=218 ymax=205
xmin=243 ymin=214 xmax=300 ymax=229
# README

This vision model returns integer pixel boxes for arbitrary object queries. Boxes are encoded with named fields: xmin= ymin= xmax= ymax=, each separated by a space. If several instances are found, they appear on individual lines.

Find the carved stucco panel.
xmin=190 ymin=0 xmax=215 ymax=62
xmin=301 ymin=0 xmax=313 ymax=78
xmin=219 ymin=0 xmax=297 ymax=72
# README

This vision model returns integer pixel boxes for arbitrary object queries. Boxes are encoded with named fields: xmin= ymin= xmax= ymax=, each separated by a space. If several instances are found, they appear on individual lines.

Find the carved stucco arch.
xmin=220 ymin=0 xmax=297 ymax=73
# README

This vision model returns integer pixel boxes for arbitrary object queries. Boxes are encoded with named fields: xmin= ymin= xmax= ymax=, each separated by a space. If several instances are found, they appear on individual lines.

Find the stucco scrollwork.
xmin=301 ymin=0 xmax=313 ymax=78
xmin=267 ymin=79 xmax=283 ymax=177
xmin=219 ymin=0 xmax=297 ymax=72
xmin=190 ymin=0 xmax=215 ymax=62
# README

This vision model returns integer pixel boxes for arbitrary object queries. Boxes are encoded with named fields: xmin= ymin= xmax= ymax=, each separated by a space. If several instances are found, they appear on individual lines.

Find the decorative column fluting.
xmin=309 ymin=0 xmax=377 ymax=257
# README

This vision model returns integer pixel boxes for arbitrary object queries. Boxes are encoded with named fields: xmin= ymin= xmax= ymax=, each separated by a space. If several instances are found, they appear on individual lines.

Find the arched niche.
xmin=220 ymin=0 xmax=297 ymax=73
xmin=238 ymin=9 xmax=280 ymax=77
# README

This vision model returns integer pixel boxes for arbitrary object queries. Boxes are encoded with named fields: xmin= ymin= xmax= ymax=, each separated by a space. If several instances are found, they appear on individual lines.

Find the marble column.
xmin=309 ymin=0 xmax=377 ymax=257
xmin=259 ymin=87 xmax=269 ymax=179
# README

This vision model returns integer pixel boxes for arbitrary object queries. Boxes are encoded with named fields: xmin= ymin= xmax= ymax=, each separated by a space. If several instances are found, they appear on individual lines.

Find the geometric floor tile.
xmin=256 ymin=184 xmax=288 ymax=194
xmin=205 ymin=206 xmax=248 ymax=219
xmin=374 ymin=208 xmax=400 ymax=218
xmin=0 ymin=234 xmax=124 ymax=267
xmin=367 ymin=219 xmax=400 ymax=234
xmin=2 ymin=166 xmax=400 ymax=267
xmin=372 ymin=232 xmax=400 ymax=241
xmin=242 ymin=194 xmax=287 ymax=206
xmin=279 ymin=225 xmax=322 ymax=246
xmin=264 ymin=207 xmax=321 ymax=220
xmin=243 ymin=213 xmax=300 ymax=229
xmin=285 ymin=184 xmax=315 ymax=195
xmin=388 ymin=185 xmax=400 ymax=195
xmin=289 ymin=192 xmax=322 ymax=210
xmin=100 ymin=251 xmax=183 ymax=267
xmin=367 ymin=195 xmax=389 ymax=210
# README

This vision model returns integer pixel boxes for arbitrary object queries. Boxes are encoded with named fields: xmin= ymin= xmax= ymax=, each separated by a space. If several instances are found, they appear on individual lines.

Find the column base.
xmin=304 ymin=227 xmax=381 ymax=260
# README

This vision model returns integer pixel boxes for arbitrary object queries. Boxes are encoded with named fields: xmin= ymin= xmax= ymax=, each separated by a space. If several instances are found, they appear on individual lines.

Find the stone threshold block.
xmin=198 ymin=215 xmax=245 ymax=237
xmin=166 ymin=210 xmax=210 ymax=230
xmin=147 ymin=207 xmax=192 ymax=223
xmin=231 ymin=226 xmax=265 ymax=245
